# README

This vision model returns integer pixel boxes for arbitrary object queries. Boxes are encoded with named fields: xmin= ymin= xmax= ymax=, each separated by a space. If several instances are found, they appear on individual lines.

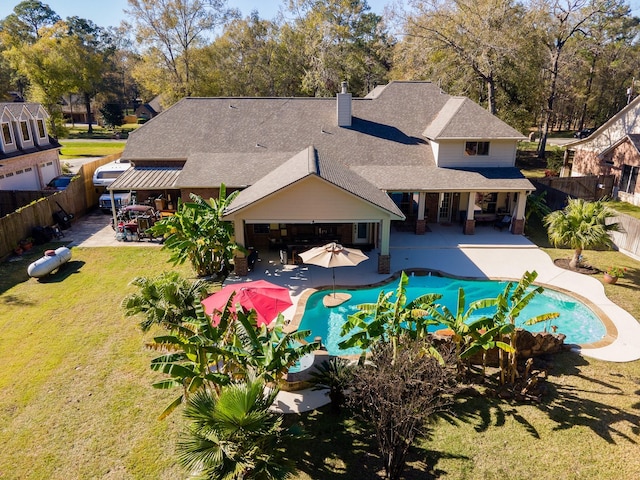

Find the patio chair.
xmin=493 ymin=215 xmax=512 ymax=231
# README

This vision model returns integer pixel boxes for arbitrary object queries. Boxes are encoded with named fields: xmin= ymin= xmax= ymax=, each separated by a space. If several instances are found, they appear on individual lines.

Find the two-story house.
xmin=567 ymin=94 xmax=640 ymax=206
xmin=110 ymin=81 xmax=533 ymax=274
xmin=0 ymin=103 xmax=61 ymax=191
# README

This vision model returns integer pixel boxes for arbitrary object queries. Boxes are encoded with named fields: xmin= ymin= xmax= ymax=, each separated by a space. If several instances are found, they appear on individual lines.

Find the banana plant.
xmin=227 ymin=309 xmax=319 ymax=383
xmin=490 ymin=271 xmax=559 ymax=385
xmin=145 ymin=302 xmax=236 ymax=420
xmin=339 ymin=271 xmax=442 ymax=363
xmin=149 ymin=186 xmax=244 ymax=277
xmin=423 ymin=288 xmax=498 ymax=376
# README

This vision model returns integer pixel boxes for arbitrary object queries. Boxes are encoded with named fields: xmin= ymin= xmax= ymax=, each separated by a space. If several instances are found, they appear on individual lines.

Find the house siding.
xmin=433 ymin=139 xmax=516 ymax=168
xmin=576 ymin=101 xmax=640 ymax=154
xmin=228 ymin=176 xmax=391 ymax=222
xmin=572 ymin=138 xmax=640 ymax=204
xmin=571 ymin=150 xmax=606 ymax=177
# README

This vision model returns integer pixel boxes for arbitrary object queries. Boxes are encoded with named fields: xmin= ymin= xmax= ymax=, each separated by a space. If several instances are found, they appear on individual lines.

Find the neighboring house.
xmin=61 ymin=93 xmax=97 ymax=124
xmin=112 ymin=81 xmax=533 ymax=275
xmin=134 ymin=95 xmax=164 ymax=121
xmin=0 ymin=103 xmax=61 ymax=190
xmin=567 ymin=94 xmax=640 ymax=206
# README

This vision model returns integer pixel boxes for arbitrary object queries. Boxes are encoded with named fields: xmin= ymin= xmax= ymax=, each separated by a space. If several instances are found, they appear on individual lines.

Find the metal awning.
xmin=108 ymin=166 xmax=182 ymax=191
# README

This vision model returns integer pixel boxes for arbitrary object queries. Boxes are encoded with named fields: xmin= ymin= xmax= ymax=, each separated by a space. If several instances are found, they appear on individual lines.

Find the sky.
xmin=0 ymin=0 xmax=638 ymax=30
xmin=0 ymin=0 xmax=393 ymax=29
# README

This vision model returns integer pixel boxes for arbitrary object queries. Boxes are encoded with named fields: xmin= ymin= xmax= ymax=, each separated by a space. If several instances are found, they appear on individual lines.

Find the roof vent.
xmin=337 ymin=81 xmax=352 ymax=127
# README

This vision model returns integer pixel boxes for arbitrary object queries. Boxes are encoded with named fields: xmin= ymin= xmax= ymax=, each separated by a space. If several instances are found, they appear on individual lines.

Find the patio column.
xmin=511 ymin=191 xmax=527 ymax=234
xmin=233 ymin=219 xmax=248 ymax=276
xmin=378 ymin=217 xmax=391 ymax=274
xmin=110 ymin=190 xmax=118 ymax=230
xmin=416 ymin=192 xmax=426 ymax=235
xmin=463 ymin=192 xmax=475 ymax=235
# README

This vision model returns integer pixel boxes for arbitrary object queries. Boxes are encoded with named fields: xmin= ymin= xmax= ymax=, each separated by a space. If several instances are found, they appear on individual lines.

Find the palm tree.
xmin=177 ymin=379 xmax=296 ymax=480
xmin=121 ymin=271 xmax=210 ymax=332
xmin=544 ymin=198 xmax=621 ymax=269
xmin=308 ymin=357 xmax=355 ymax=412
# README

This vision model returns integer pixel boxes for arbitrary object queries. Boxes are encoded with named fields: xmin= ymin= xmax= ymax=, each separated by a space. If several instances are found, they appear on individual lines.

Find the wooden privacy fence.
xmin=0 ymin=152 xmax=122 ymax=259
xmin=0 ymin=190 xmax=56 ymax=217
xmin=532 ymin=175 xmax=615 ymax=211
xmin=610 ymin=213 xmax=640 ymax=259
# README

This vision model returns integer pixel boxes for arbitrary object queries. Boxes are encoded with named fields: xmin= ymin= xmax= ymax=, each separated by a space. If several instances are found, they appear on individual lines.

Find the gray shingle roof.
xmin=627 ymin=134 xmax=640 ymax=153
xmin=224 ymin=148 xmax=315 ymax=214
xmin=225 ymin=147 xmax=405 ymax=218
xmin=177 ymin=151 xmax=299 ymax=188
xmin=423 ymin=97 xmax=525 ymax=140
xmin=123 ymin=81 xmax=528 ymax=192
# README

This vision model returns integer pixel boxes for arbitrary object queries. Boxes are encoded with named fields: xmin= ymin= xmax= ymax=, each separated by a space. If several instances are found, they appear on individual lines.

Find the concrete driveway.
xmin=65 ymin=209 xmax=162 ymax=248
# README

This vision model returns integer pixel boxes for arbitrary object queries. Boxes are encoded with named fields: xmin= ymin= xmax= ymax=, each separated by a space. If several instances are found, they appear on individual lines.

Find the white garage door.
xmin=40 ymin=161 xmax=58 ymax=186
xmin=0 ymin=167 xmax=40 ymax=190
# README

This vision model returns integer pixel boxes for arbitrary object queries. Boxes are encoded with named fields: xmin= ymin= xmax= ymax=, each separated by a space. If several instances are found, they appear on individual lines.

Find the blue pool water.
xmin=297 ymin=275 xmax=606 ymax=356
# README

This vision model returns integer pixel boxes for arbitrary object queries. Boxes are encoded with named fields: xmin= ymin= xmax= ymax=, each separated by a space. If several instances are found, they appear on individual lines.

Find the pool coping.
xmin=286 ymin=268 xmax=618 ymax=352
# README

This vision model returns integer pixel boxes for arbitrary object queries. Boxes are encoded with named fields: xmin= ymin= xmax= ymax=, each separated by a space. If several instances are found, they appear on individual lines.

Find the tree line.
xmin=1 ymin=0 xmax=639 ymax=150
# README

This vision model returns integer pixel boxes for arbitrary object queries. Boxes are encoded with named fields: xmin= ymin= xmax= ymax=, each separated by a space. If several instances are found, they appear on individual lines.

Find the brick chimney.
xmin=336 ymin=81 xmax=352 ymax=127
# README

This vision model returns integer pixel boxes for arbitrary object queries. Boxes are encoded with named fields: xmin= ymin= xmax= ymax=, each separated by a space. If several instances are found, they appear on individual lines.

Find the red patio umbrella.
xmin=201 ymin=280 xmax=293 ymax=327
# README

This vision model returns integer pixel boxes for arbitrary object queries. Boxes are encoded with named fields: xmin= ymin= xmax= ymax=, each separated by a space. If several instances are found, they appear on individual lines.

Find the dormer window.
xmin=2 ymin=123 xmax=12 ymax=145
xmin=20 ymin=121 xmax=30 ymax=141
xmin=37 ymin=119 xmax=45 ymax=138
xmin=465 ymin=141 xmax=489 ymax=156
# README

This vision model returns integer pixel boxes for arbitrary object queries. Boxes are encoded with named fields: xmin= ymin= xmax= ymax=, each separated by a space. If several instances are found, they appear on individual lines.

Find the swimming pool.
xmin=297 ymin=274 xmax=607 ymax=356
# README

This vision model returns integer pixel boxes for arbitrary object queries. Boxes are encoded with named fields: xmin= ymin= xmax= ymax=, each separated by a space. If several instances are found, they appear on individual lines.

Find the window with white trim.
xmin=620 ymin=165 xmax=639 ymax=194
xmin=465 ymin=141 xmax=490 ymax=156
xmin=2 ymin=123 xmax=12 ymax=144
xmin=37 ymin=119 xmax=46 ymax=138
xmin=20 ymin=121 xmax=30 ymax=141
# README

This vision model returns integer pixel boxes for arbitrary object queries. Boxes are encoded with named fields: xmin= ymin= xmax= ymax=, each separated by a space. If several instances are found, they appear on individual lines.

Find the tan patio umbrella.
xmin=299 ymin=242 xmax=368 ymax=307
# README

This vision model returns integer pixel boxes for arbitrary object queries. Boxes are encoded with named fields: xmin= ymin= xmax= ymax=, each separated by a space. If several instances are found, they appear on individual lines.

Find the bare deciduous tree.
xmin=348 ymin=337 xmax=458 ymax=480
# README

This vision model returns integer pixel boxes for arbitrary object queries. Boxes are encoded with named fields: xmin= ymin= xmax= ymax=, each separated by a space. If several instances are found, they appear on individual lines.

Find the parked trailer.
xmin=27 ymin=247 xmax=72 ymax=278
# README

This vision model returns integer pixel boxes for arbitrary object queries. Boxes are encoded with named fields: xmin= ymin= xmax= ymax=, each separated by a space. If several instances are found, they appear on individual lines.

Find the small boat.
xmin=27 ymin=247 xmax=72 ymax=278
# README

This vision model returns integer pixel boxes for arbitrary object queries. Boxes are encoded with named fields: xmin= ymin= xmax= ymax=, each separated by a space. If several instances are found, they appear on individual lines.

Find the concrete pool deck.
xmin=226 ymin=223 xmax=640 ymax=364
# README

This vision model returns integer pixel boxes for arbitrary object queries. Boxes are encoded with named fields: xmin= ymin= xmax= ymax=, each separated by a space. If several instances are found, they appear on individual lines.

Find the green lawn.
xmin=287 ymin=353 xmax=640 ymax=479
xmin=0 ymin=247 xmax=188 ymax=479
xmin=610 ymin=200 xmax=640 ymax=220
xmin=58 ymin=141 xmax=127 ymax=159
xmin=1 ymin=237 xmax=640 ymax=478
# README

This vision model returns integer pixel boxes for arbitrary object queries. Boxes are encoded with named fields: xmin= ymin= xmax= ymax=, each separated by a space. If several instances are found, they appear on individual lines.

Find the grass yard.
xmin=610 ymin=200 xmax=640 ymax=220
xmin=1 ymin=238 xmax=640 ymax=478
xmin=0 ymin=246 xmax=189 ymax=479
xmin=286 ymin=352 xmax=640 ymax=480
xmin=58 ymin=141 xmax=127 ymax=160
